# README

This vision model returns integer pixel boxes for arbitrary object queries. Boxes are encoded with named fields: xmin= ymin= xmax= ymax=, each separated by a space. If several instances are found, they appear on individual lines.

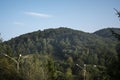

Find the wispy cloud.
xmin=13 ymin=22 xmax=24 ymax=26
xmin=24 ymin=12 xmax=52 ymax=18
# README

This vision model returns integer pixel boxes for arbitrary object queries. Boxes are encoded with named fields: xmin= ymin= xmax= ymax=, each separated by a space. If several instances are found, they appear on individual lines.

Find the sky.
xmin=0 ymin=0 xmax=120 ymax=41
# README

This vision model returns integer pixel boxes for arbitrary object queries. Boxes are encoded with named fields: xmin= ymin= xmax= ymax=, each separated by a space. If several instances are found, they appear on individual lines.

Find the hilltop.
xmin=4 ymin=27 xmax=119 ymax=64
xmin=1 ymin=27 xmax=120 ymax=80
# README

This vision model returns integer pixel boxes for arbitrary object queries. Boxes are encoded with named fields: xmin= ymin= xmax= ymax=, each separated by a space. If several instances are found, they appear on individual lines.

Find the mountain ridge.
xmin=94 ymin=28 xmax=120 ymax=40
xmin=4 ymin=27 xmax=118 ymax=65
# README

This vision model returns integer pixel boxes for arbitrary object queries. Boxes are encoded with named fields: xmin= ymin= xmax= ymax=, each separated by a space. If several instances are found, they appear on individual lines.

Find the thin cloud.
xmin=24 ymin=12 xmax=52 ymax=18
xmin=13 ymin=22 xmax=24 ymax=26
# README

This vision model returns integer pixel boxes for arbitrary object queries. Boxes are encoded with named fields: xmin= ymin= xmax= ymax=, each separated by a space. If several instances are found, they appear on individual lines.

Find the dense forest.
xmin=0 ymin=27 xmax=120 ymax=80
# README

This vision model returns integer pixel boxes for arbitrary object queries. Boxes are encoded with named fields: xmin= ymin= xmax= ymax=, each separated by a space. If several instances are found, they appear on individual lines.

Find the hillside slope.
xmin=94 ymin=28 xmax=120 ymax=40
xmin=5 ymin=27 xmax=118 ymax=65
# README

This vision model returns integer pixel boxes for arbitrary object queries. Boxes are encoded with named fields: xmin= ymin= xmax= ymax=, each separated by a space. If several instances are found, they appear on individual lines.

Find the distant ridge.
xmin=94 ymin=28 xmax=120 ymax=40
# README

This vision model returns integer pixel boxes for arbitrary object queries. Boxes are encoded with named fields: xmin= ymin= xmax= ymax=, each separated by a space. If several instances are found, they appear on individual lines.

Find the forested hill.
xmin=94 ymin=28 xmax=120 ymax=40
xmin=4 ymin=27 xmax=119 ymax=65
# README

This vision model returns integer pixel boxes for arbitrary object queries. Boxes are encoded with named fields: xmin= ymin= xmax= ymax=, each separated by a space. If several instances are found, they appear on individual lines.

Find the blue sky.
xmin=0 ymin=0 xmax=120 ymax=41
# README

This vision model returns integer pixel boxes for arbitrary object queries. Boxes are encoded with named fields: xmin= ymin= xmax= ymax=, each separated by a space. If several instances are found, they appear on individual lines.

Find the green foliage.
xmin=67 ymin=56 xmax=73 ymax=67
xmin=0 ymin=57 xmax=23 ymax=80
xmin=1 ymin=28 xmax=120 ymax=80
xmin=20 ymin=54 xmax=49 ymax=80
xmin=94 ymin=28 xmax=120 ymax=41
xmin=46 ymin=58 xmax=56 ymax=80
xmin=65 ymin=68 xmax=73 ymax=80
xmin=107 ymin=31 xmax=120 ymax=80
xmin=0 ymin=39 xmax=23 ymax=80
xmin=4 ymin=28 xmax=118 ymax=65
